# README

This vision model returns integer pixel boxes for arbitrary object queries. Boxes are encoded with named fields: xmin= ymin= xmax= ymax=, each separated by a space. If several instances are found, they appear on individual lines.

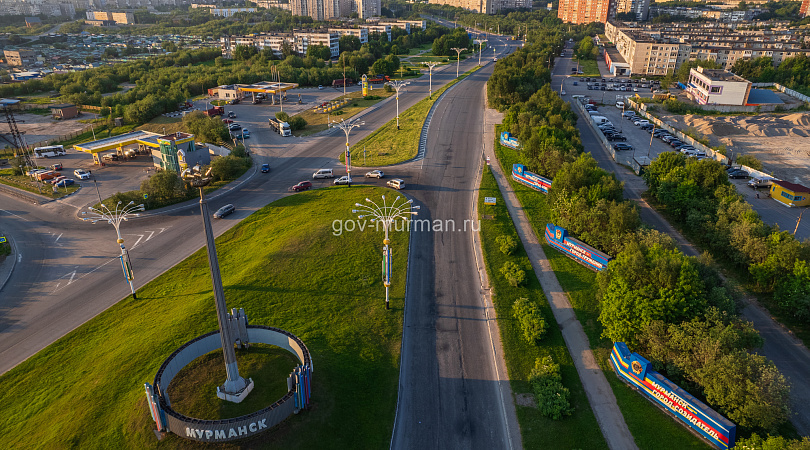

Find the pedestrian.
xmin=756 ymin=193 xmax=759 ymax=199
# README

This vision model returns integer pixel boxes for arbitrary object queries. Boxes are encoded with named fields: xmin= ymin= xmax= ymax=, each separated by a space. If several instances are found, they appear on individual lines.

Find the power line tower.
xmin=0 ymin=98 xmax=31 ymax=168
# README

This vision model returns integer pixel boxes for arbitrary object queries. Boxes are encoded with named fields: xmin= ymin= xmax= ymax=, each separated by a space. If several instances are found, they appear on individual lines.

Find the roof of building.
xmin=746 ymin=89 xmax=783 ymax=104
xmin=773 ymin=180 xmax=810 ymax=194
xmin=693 ymin=67 xmax=748 ymax=83
xmin=48 ymin=103 xmax=76 ymax=109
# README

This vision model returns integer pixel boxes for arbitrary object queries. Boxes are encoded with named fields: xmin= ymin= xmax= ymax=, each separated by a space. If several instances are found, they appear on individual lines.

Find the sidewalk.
xmin=483 ymin=108 xmax=637 ymax=450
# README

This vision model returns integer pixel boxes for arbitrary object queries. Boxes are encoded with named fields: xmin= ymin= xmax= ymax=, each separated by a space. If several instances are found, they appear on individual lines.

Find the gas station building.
xmin=73 ymin=131 xmax=210 ymax=173
xmin=208 ymin=81 xmax=299 ymax=100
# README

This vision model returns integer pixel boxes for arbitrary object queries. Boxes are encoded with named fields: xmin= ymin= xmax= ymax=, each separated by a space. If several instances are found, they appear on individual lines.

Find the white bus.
xmin=33 ymin=145 xmax=66 ymax=158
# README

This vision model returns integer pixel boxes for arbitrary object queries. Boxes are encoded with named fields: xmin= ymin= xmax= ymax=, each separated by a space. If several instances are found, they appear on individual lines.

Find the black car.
xmin=653 ymin=129 xmax=669 ymax=137
xmin=728 ymin=170 xmax=750 ymax=179
xmin=613 ymin=143 xmax=633 ymax=151
xmin=669 ymin=140 xmax=684 ymax=148
xmin=213 ymin=204 xmax=235 ymax=218
xmin=608 ymin=134 xmax=627 ymax=141
xmin=229 ymin=124 xmax=242 ymax=131
xmin=640 ymin=123 xmax=654 ymax=131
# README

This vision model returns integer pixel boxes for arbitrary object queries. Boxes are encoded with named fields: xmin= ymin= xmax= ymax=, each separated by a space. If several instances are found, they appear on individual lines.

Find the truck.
xmin=268 ymin=117 xmax=292 ymax=137
xmin=332 ymin=78 xmax=354 ymax=87
xmin=368 ymin=75 xmax=390 ymax=84
xmin=204 ymin=106 xmax=225 ymax=117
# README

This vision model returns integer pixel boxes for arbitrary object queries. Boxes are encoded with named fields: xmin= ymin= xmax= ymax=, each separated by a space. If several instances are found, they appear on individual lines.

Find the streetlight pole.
xmin=353 ymin=195 xmax=419 ymax=310
xmin=332 ymin=117 xmax=364 ymax=179
xmin=182 ymin=166 xmax=253 ymax=402
xmin=426 ymin=62 xmax=439 ymax=99
xmin=386 ymin=80 xmax=409 ymax=130
xmin=451 ymin=47 xmax=463 ymax=78
xmin=647 ymin=124 xmax=656 ymax=158
xmin=81 ymin=200 xmax=144 ymax=300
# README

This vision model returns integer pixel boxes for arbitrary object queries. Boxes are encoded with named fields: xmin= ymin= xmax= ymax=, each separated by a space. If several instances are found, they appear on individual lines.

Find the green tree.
xmin=181 ymin=111 xmax=229 ymax=144
xmin=500 ymin=261 xmax=526 ymax=287
xmin=496 ymin=235 xmax=518 ymax=255
xmin=306 ymin=44 xmax=332 ymax=61
xmin=339 ymin=35 xmax=361 ymax=53
xmin=232 ymin=44 xmax=258 ymax=61
xmin=513 ymin=298 xmax=547 ymax=344
xmin=210 ymin=155 xmax=250 ymax=182
xmin=529 ymin=356 xmax=573 ymax=420
xmin=140 ymin=170 xmax=187 ymax=203
xmin=736 ymin=154 xmax=763 ymax=171
xmin=161 ymin=41 xmax=177 ymax=53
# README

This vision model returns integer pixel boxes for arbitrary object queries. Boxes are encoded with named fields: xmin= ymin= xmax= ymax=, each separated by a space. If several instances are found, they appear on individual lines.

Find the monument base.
xmin=216 ymin=378 xmax=254 ymax=403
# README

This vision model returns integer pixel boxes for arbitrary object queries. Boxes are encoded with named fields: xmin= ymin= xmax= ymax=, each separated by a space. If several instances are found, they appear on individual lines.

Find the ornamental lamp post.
xmin=81 ymin=200 xmax=145 ymax=299
xmin=181 ymin=165 xmax=253 ymax=402
xmin=385 ymin=80 xmax=409 ymax=130
xmin=353 ymin=195 xmax=419 ymax=310
xmin=451 ymin=47 xmax=464 ymax=78
xmin=426 ymin=62 xmax=439 ymax=99
xmin=332 ymin=117 xmax=364 ymax=179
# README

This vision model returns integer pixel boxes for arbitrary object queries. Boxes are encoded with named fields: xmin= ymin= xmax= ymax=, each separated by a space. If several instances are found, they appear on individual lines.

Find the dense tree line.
xmin=732 ymin=54 xmax=810 ymax=95
xmin=486 ymin=12 xmax=794 ymax=433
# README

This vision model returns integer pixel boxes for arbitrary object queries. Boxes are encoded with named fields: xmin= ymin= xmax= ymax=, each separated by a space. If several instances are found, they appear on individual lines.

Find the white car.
xmin=634 ymin=119 xmax=650 ymax=126
xmin=365 ymin=170 xmax=384 ymax=178
xmin=333 ymin=176 xmax=352 ymax=185
xmin=74 ymin=169 xmax=90 ymax=180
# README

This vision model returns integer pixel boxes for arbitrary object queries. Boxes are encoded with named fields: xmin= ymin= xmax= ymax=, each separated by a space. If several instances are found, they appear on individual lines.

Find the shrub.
xmin=529 ymin=356 xmax=573 ymax=420
xmin=210 ymin=155 xmax=251 ymax=182
xmin=501 ymin=261 xmax=526 ymax=287
xmin=275 ymin=111 xmax=290 ymax=122
xmin=496 ymin=235 xmax=518 ymax=255
xmin=383 ymin=84 xmax=394 ymax=93
xmin=513 ymin=298 xmax=547 ymax=344
xmin=736 ymin=154 xmax=763 ymax=171
xmin=288 ymin=116 xmax=307 ymax=131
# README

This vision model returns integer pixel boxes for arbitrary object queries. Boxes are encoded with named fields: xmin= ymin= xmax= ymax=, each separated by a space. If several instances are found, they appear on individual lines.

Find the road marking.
xmin=0 ymin=209 xmax=27 ymax=220
xmin=54 ymin=233 xmax=62 ymax=243
xmin=17 ymin=253 xmax=21 ymax=262
xmin=129 ymin=234 xmax=144 ymax=249
xmin=144 ymin=230 xmax=155 ymax=242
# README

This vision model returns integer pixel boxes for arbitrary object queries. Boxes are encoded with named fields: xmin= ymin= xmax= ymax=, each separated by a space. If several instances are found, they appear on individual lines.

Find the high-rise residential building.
xmin=290 ymin=0 xmax=355 ymax=20
xmin=356 ymin=0 xmax=381 ymax=18
xmin=426 ymin=0 xmax=529 ymax=14
xmin=802 ymin=0 xmax=810 ymax=18
xmin=558 ymin=0 xmax=614 ymax=24
xmin=615 ymin=0 xmax=649 ymax=21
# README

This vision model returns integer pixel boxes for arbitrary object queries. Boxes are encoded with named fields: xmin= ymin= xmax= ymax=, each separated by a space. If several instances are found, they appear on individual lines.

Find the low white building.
xmin=329 ymin=27 xmax=369 ymax=44
xmin=686 ymin=66 xmax=751 ymax=106
xmin=295 ymin=30 xmax=340 ymax=58
xmin=211 ymin=8 xmax=256 ymax=17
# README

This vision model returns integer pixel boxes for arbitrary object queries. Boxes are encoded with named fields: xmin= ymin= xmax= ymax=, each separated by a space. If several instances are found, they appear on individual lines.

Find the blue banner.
xmin=544 ymin=224 xmax=612 ymax=271
xmin=500 ymin=131 xmax=520 ymax=150
xmin=512 ymin=164 xmax=552 ymax=194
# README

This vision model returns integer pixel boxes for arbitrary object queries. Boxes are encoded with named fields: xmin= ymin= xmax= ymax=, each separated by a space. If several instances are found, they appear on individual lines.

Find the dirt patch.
xmin=8 ymin=113 xmax=90 ymax=147
xmin=659 ymin=111 xmax=810 ymax=185
xmin=515 ymin=393 xmax=537 ymax=408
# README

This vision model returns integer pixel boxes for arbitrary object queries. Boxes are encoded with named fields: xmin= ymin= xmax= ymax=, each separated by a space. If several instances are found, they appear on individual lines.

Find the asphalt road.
xmin=391 ymin=36 xmax=522 ymax=450
xmin=554 ymin=44 xmax=810 ymax=437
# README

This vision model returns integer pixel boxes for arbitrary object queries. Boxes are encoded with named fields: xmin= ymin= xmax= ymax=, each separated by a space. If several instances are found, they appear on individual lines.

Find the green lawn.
xmin=573 ymin=58 xmax=600 ymax=77
xmin=293 ymin=89 xmax=395 ymax=137
xmin=0 ymin=186 xmax=409 ymax=449
xmin=492 ymin=126 xmax=709 ymax=449
xmin=346 ymin=66 xmax=480 ymax=167
xmin=478 ymin=166 xmax=607 ymax=449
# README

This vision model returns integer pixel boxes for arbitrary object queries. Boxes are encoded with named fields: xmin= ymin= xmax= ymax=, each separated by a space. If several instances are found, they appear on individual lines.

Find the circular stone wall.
xmin=148 ymin=325 xmax=312 ymax=443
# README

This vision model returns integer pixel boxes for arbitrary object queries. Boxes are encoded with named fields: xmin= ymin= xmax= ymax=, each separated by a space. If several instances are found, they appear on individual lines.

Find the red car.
xmin=290 ymin=181 xmax=312 ymax=192
xmin=222 ymin=118 xmax=234 ymax=124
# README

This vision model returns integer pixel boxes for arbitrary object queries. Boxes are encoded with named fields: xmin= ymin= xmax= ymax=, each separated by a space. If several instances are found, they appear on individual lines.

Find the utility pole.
xmin=795 ymin=209 xmax=805 ymax=235
xmin=426 ymin=62 xmax=439 ymax=99
xmin=451 ymin=47 xmax=463 ymax=78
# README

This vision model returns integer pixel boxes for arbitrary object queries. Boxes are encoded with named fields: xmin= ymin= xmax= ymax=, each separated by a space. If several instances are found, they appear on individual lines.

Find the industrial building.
xmin=4 ymin=50 xmax=38 ymax=67
xmin=771 ymin=181 xmax=810 ymax=208
xmin=85 ymin=11 xmax=135 ymax=25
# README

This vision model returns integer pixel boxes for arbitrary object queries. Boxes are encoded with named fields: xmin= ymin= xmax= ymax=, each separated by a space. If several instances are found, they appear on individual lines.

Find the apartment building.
xmin=329 ymin=27 xmax=369 ymax=44
xmin=221 ymin=30 xmax=339 ymax=59
xmin=426 ymin=0 xmax=530 ymax=14
xmin=364 ymin=24 xmax=392 ymax=41
xmin=604 ymin=20 xmax=810 ymax=75
xmin=4 ymin=49 xmax=37 ymax=66
xmin=686 ymin=66 xmax=752 ymax=106
xmin=86 ymin=11 xmax=135 ymax=25
xmin=650 ymin=6 xmax=764 ymax=22
xmin=356 ymin=0 xmax=381 ymax=18
xmin=802 ymin=0 xmax=809 ymax=17
xmin=558 ymin=0 xmax=614 ymax=24
xmin=256 ymin=0 xmax=292 ymax=9
xmin=211 ymin=8 xmax=256 ymax=17
xmin=616 ymin=0 xmax=650 ymax=21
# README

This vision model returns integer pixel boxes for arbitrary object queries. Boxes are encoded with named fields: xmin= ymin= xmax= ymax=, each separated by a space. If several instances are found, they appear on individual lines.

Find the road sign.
xmin=144 ymin=194 xmax=148 ymax=199
xmin=0 ymin=236 xmax=6 ymax=244
xmin=484 ymin=197 xmax=497 ymax=205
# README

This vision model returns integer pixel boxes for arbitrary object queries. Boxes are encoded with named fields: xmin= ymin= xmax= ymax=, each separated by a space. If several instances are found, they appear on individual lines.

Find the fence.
xmin=25 ymin=124 xmax=95 ymax=150
xmin=751 ymin=82 xmax=810 ymax=103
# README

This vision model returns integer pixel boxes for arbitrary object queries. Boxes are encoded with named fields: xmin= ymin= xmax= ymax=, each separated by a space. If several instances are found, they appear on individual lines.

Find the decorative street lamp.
xmin=332 ymin=117 xmax=364 ymax=179
xmin=426 ymin=62 xmax=439 ymax=99
xmin=385 ymin=80 xmax=409 ymax=130
xmin=353 ymin=195 xmax=419 ymax=310
xmin=451 ymin=47 xmax=464 ymax=78
xmin=181 ymin=165 xmax=253 ymax=402
xmin=82 ymin=200 xmax=145 ymax=300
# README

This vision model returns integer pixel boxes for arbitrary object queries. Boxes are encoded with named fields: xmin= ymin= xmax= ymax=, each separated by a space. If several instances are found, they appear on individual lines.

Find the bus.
xmin=33 ymin=145 xmax=66 ymax=158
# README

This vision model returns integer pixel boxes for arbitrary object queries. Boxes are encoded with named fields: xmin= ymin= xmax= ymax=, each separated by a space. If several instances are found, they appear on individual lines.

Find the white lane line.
xmin=54 ymin=233 xmax=62 ymax=243
xmin=51 ymin=258 xmax=118 ymax=295
xmin=0 ymin=209 xmax=26 ymax=220
xmin=129 ymin=234 xmax=144 ymax=249
xmin=144 ymin=230 xmax=155 ymax=242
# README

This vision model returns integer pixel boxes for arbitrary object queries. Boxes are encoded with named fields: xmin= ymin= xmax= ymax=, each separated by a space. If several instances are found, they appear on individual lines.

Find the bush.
xmin=496 ymin=235 xmax=518 ymax=255
xmin=383 ymin=84 xmax=394 ymax=93
xmin=500 ymin=261 xmax=526 ymax=287
xmin=140 ymin=170 xmax=188 ymax=204
xmin=513 ymin=298 xmax=547 ymax=344
xmin=736 ymin=154 xmax=763 ymax=171
xmin=275 ymin=111 xmax=291 ymax=122
xmin=210 ymin=155 xmax=251 ymax=182
xmin=528 ymin=356 xmax=573 ymax=420
xmin=10 ymin=156 xmax=25 ymax=175
xmin=288 ymin=116 xmax=307 ymax=131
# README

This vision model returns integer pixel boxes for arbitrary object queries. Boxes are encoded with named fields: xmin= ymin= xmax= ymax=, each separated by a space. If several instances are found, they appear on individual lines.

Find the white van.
xmin=591 ymin=115 xmax=611 ymax=125
xmin=313 ymin=168 xmax=334 ymax=179
xmin=387 ymin=179 xmax=405 ymax=190
xmin=571 ymin=95 xmax=585 ymax=100
xmin=615 ymin=101 xmax=625 ymax=109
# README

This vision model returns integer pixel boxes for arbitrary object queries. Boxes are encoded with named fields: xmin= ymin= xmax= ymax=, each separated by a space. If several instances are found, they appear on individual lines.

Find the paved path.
xmin=483 ymin=107 xmax=638 ymax=450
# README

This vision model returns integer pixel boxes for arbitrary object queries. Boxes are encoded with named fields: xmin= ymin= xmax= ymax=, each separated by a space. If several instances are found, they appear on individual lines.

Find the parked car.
xmin=229 ymin=124 xmax=242 ymax=131
xmin=290 ymin=181 xmax=312 ymax=191
xmin=261 ymin=163 xmax=270 ymax=173
xmin=728 ymin=170 xmax=750 ymax=179
xmin=669 ymin=140 xmax=684 ymax=148
xmin=50 ymin=163 xmax=62 ymax=170
xmin=318 ymin=85 xmax=324 ymax=90
xmin=334 ymin=176 xmax=352 ymax=185
xmin=222 ymin=118 xmax=234 ymax=124
xmin=74 ymin=169 xmax=90 ymax=180
xmin=640 ymin=123 xmax=654 ymax=131
xmin=633 ymin=119 xmax=650 ymax=126
xmin=50 ymin=175 xmax=68 ymax=184
xmin=622 ymin=111 xmax=636 ymax=118
xmin=573 ymin=81 xmax=578 ymax=86
xmin=661 ymin=135 xmax=678 ymax=143
xmin=365 ymin=170 xmax=384 ymax=178
xmin=616 ymin=101 xmax=625 ymax=109
xmin=241 ymin=129 xmax=250 ymax=138
xmin=607 ymin=134 xmax=627 ymax=141
xmin=213 ymin=204 xmax=235 ymax=218
xmin=54 ymin=178 xmax=74 ymax=187
xmin=613 ymin=143 xmax=633 ymax=151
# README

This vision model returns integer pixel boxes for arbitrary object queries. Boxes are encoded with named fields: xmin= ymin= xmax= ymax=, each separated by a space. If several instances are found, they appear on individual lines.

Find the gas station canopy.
xmin=73 ymin=130 xmax=161 ymax=154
